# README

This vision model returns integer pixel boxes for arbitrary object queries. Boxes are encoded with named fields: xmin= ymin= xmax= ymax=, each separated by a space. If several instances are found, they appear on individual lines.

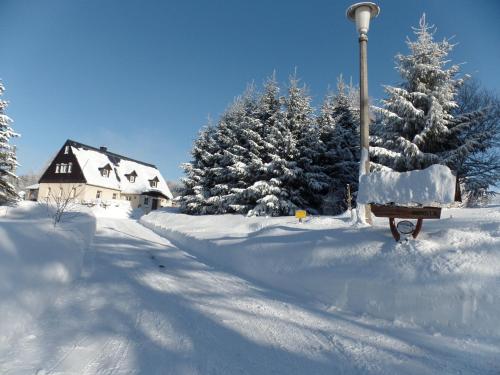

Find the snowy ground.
xmin=142 ymin=205 xmax=500 ymax=339
xmin=1 ymin=203 xmax=499 ymax=374
xmin=0 ymin=202 xmax=95 ymax=360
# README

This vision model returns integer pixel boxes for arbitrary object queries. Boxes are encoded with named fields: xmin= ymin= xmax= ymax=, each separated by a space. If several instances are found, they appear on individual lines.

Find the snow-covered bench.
xmin=357 ymin=164 xmax=456 ymax=241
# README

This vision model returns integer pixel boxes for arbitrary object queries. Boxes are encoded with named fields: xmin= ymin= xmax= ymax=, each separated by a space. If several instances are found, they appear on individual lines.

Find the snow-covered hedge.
xmin=358 ymin=164 xmax=456 ymax=206
xmin=141 ymin=206 xmax=500 ymax=338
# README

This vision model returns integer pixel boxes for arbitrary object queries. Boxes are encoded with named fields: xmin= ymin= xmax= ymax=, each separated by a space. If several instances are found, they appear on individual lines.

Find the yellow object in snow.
xmin=295 ymin=210 xmax=307 ymax=220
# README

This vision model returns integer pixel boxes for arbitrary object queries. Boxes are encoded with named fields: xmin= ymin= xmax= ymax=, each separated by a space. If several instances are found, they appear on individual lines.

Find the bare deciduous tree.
xmin=166 ymin=180 xmax=184 ymax=198
xmin=41 ymin=184 xmax=83 ymax=227
xmin=454 ymin=79 xmax=500 ymax=206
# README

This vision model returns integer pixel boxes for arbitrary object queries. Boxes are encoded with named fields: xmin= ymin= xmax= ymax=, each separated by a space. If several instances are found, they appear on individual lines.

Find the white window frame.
xmin=60 ymin=164 xmax=67 ymax=173
xmin=150 ymin=179 xmax=158 ymax=188
xmin=64 ymin=145 xmax=70 ymax=154
xmin=102 ymin=168 xmax=109 ymax=177
xmin=129 ymin=175 xmax=135 ymax=183
xmin=68 ymin=162 xmax=72 ymax=173
xmin=55 ymin=164 xmax=60 ymax=173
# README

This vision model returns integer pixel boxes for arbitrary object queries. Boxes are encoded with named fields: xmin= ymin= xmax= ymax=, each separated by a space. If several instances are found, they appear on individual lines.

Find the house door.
xmin=151 ymin=198 xmax=158 ymax=210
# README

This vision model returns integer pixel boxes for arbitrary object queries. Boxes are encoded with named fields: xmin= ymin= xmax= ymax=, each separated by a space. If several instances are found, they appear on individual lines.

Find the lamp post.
xmin=347 ymin=2 xmax=380 ymax=224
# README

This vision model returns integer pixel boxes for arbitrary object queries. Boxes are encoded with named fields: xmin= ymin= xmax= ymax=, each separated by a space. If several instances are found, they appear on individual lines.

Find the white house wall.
xmin=38 ymin=183 xmax=172 ymax=211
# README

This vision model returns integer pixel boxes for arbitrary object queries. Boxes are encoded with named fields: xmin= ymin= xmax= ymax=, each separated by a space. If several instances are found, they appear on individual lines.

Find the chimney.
xmin=100 ymin=146 xmax=108 ymax=152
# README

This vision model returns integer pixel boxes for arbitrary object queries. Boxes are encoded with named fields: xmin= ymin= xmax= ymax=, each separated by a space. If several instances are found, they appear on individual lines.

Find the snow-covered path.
xmin=5 ymin=217 xmax=499 ymax=375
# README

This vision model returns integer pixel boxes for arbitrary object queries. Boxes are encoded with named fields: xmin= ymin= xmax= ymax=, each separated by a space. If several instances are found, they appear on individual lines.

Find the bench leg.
xmin=412 ymin=219 xmax=423 ymax=239
xmin=389 ymin=218 xmax=400 ymax=242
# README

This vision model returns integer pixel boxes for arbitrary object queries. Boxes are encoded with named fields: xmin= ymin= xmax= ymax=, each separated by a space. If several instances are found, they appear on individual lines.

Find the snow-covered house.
xmin=37 ymin=140 xmax=173 ymax=211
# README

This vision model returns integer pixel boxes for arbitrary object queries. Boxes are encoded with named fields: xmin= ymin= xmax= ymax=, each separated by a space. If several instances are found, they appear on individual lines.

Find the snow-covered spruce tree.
xmin=371 ymin=15 xmax=481 ymax=179
xmin=181 ymin=73 xmax=359 ymax=216
xmin=318 ymin=77 xmax=360 ymax=214
xmin=316 ymin=90 xmax=337 ymax=214
xmin=0 ymin=81 xmax=19 ymax=204
xmin=281 ymin=73 xmax=328 ymax=213
xmin=180 ymin=123 xmax=219 ymax=214
xmin=213 ymin=87 xmax=261 ymax=214
xmin=202 ymin=98 xmax=246 ymax=214
xmin=236 ymin=75 xmax=290 ymax=216
xmin=182 ymin=87 xmax=262 ymax=215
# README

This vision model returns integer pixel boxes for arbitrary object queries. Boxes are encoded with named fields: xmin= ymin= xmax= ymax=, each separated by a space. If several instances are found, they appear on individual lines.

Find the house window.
xmin=64 ymin=146 xmax=70 ymax=154
xmin=96 ymin=190 xmax=102 ymax=199
xmin=144 ymin=197 xmax=149 ymax=205
xmin=46 ymin=187 xmax=51 ymax=198
xmin=112 ymin=193 xmax=117 ymax=199
xmin=68 ymin=162 xmax=72 ymax=173
xmin=60 ymin=164 xmax=68 ymax=173
xmin=71 ymin=188 xmax=76 ymax=198
xmin=55 ymin=164 xmax=60 ymax=173
xmin=102 ymin=169 xmax=109 ymax=177
xmin=129 ymin=175 xmax=135 ymax=183
xmin=126 ymin=196 xmax=132 ymax=201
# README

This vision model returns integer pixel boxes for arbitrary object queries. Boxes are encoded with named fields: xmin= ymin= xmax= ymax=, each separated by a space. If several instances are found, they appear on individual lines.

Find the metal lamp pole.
xmin=347 ymin=2 xmax=380 ymax=224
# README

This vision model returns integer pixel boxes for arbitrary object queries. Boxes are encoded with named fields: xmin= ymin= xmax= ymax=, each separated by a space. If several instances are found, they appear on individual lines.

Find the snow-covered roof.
xmin=357 ymin=164 xmax=456 ymax=207
xmin=70 ymin=142 xmax=173 ymax=199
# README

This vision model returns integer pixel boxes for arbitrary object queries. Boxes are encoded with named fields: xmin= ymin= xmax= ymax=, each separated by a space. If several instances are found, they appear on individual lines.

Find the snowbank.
xmin=141 ymin=206 xmax=500 ymax=338
xmin=90 ymin=199 xmax=135 ymax=218
xmin=0 ymin=202 xmax=95 ymax=351
xmin=358 ymin=164 xmax=456 ymax=206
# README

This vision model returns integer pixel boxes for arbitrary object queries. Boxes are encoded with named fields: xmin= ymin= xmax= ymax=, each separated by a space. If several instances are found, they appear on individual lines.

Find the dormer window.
xmin=64 ymin=145 xmax=70 ymax=154
xmin=126 ymin=170 xmax=137 ymax=183
xmin=149 ymin=176 xmax=159 ymax=188
xmin=99 ymin=164 xmax=112 ymax=178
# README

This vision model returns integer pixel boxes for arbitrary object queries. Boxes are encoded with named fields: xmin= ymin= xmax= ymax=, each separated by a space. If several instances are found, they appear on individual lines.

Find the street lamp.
xmin=346 ymin=2 xmax=380 ymax=224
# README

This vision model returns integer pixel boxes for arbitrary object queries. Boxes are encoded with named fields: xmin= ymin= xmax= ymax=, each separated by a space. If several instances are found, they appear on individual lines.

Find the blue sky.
xmin=1 ymin=0 xmax=499 ymax=180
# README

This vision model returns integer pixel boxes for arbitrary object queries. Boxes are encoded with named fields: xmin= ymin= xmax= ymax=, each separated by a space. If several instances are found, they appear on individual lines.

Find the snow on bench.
xmin=357 ymin=164 xmax=456 ymax=207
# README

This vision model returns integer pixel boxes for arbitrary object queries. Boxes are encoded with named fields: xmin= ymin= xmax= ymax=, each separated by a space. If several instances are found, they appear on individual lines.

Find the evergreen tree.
xmin=204 ymin=96 xmax=248 ymax=213
xmin=180 ymin=123 xmax=218 ymax=214
xmin=316 ymin=89 xmax=337 ymax=214
xmin=218 ymin=87 xmax=261 ymax=213
xmin=180 ymin=73 xmax=361 ymax=216
xmin=240 ymin=75 xmax=294 ymax=216
xmin=0 ymin=81 xmax=19 ymax=204
xmin=318 ymin=78 xmax=360 ymax=214
xmin=371 ymin=15 xmax=480 ymax=177
xmin=182 ymin=87 xmax=264 ymax=214
xmin=282 ymin=73 xmax=328 ymax=213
